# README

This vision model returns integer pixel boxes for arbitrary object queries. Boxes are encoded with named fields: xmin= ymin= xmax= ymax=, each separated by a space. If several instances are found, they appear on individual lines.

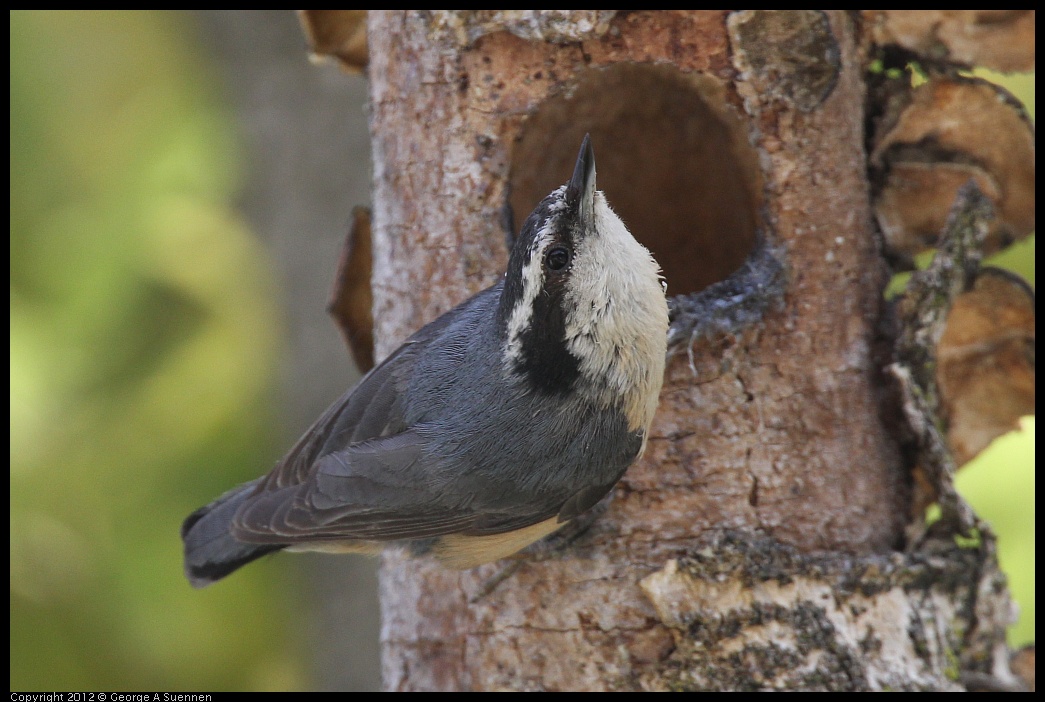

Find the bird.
xmin=181 ymin=134 xmax=669 ymax=588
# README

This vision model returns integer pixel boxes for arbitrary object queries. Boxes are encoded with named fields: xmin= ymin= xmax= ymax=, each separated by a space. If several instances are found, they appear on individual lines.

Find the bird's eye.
xmin=545 ymin=245 xmax=571 ymax=271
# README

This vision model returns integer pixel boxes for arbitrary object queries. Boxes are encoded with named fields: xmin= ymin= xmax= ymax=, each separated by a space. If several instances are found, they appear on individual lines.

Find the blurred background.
xmin=9 ymin=10 xmax=1034 ymax=691
xmin=10 ymin=10 xmax=377 ymax=691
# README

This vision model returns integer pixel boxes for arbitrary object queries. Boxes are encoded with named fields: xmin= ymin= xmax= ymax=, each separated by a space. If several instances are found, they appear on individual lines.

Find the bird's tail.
xmin=181 ymin=478 xmax=282 ymax=588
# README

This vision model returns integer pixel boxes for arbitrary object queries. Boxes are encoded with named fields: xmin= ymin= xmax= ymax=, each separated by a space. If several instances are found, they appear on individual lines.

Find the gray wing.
xmin=232 ymin=427 xmax=621 ymax=546
xmin=254 ymin=306 xmax=453 ymax=492
xmin=233 ymin=430 xmax=471 ymax=542
xmin=229 ymin=285 xmax=575 ymax=545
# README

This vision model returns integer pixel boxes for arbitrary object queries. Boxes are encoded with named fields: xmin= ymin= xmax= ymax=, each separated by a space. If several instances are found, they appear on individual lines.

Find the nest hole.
xmin=510 ymin=63 xmax=762 ymax=297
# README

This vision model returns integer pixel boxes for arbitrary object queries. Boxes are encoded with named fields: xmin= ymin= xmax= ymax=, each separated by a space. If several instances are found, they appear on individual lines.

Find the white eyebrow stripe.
xmin=503 ymin=219 xmax=556 ymax=366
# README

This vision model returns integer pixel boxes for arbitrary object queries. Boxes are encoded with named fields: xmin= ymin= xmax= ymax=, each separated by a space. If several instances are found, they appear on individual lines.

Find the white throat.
xmin=564 ymin=193 xmax=668 ymax=431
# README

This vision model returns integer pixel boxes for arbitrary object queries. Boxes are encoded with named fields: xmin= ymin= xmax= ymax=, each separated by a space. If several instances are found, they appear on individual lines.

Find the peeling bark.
xmin=639 ymin=532 xmax=1016 ymax=691
xmin=862 ymin=10 xmax=1036 ymax=74
xmin=869 ymin=75 xmax=1035 ymax=264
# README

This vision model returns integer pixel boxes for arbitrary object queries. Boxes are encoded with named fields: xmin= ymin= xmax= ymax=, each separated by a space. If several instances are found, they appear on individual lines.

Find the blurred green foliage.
xmin=11 ymin=10 xmax=303 ymax=690
xmin=956 ymin=418 xmax=1035 ymax=647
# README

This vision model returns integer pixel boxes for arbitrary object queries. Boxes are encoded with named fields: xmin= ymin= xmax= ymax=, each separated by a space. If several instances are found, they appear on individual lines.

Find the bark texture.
xmin=364 ymin=10 xmax=1019 ymax=691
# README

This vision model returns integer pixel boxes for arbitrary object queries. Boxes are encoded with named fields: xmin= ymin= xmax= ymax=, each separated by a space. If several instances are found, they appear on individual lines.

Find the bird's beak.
xmin=565 ymin=133 xmax=596 ymax=228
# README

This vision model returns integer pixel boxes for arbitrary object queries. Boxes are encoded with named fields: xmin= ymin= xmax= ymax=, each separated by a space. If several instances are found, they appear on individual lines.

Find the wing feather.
xmin=230 ymin=287 xmax=576 ymax=545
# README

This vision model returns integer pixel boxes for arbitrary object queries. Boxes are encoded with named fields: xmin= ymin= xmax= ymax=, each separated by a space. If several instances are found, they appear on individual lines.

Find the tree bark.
xmin=366 ymin=10 xmax=1020 ymax=691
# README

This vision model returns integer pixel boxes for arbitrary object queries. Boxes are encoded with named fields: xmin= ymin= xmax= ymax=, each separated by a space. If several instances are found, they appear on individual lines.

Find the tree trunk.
xmin=364 ymin=10 xmax=1022 ymax=691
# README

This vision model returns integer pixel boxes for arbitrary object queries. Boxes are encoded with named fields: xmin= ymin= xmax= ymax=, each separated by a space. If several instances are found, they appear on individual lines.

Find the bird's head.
xmin=498 ymin=135 xmax=669 ymax=430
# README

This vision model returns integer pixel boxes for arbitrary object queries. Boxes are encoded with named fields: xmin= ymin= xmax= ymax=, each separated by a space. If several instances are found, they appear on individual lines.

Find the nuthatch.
xmin=182 ymin=135 xmax=669 ymax=587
